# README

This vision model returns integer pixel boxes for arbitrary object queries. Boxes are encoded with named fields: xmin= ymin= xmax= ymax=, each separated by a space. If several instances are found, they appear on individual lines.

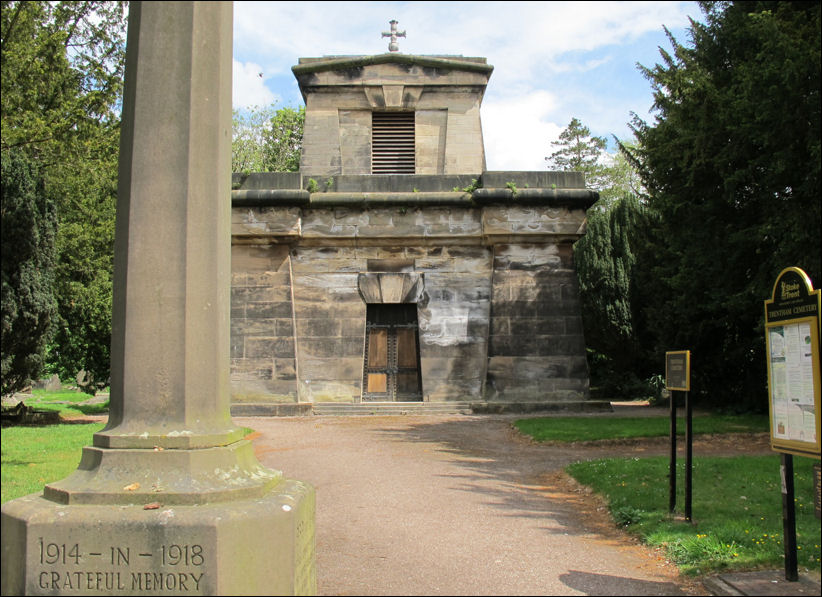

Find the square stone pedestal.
xmin=1 ymin=479 xmax=315 ymax=596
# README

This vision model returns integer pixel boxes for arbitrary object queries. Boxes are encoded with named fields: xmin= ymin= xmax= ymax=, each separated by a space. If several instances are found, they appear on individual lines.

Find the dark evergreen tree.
xmin=575 ymin=195 xmax=654 ymax=397
xmin=1 ymin=148 xmax=57 ymax=396
xmin=47 ymin=130 xmax=118 ymax=393
xmin=546 ymin=117 xmax=652 ymax=398
xmin=628 ymin=0 xmax=821 ymax=410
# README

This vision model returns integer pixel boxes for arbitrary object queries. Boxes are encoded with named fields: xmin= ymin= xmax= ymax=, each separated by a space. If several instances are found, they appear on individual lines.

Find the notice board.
xmin=764 ymin=267 xmax=821 ymax=459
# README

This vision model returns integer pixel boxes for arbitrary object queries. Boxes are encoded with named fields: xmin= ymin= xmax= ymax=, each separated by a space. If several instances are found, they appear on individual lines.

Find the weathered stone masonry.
xmin=230 ymin=172 xmax=599 ymax=412
xmin=229 ymin=51 xmax=603 ymax=413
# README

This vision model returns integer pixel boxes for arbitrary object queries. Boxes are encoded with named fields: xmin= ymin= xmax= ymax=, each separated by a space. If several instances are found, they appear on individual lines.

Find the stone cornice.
xmin=231 ymin=189 xmax=598 ymax=210
xmin=292 ymin=53 xmax=494 ymax=76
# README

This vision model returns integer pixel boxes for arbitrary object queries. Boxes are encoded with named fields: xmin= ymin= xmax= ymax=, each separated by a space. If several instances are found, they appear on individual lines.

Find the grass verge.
xmin=17 ymin=387 xmax=109 ymax=417
xmin=1 ymin=423 xmax=105 ymax=504
xmin=514 ymin=414 xmax=768 ymax=442
xmin=566 ymin=455 xmax=820 ymax=576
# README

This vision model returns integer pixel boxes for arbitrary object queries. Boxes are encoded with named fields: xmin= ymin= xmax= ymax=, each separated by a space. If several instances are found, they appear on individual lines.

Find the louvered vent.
xmin=372 ymin=112 xmax=415 ymax=174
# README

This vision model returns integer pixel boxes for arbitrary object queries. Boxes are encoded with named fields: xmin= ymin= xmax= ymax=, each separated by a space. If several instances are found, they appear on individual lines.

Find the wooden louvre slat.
xmin=372 ymin=112 xmax=415 ymax=174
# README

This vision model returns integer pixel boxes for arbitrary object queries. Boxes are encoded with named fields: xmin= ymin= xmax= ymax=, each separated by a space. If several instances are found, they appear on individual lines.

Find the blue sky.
xmin=232 ymin=1 xmax=701 ymax=170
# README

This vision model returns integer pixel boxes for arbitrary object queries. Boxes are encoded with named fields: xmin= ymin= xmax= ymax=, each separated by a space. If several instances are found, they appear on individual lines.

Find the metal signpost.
xmin=763 ymin=267 xmax=821 ymax=582
xmin=665 ymin=350 xmax=692 ymax=521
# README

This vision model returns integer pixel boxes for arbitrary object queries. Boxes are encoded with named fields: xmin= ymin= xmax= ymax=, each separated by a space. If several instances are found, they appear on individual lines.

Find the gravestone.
xmin=45 ymin=374 xmax=62 ymax=392
xmin=0 ymin=2 xmax=315 ymax=595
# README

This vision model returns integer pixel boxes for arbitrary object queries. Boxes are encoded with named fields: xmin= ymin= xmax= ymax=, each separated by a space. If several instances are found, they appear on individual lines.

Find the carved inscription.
xmin=35 ymin=538 xmax=207 ymax=593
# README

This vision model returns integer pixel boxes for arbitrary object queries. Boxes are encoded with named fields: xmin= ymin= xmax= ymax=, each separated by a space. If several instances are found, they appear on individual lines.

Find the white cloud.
xmin=232 ymin=60 xmax=278 ymax=109
xmin=482 ymin=90 xmax=564 ymax=171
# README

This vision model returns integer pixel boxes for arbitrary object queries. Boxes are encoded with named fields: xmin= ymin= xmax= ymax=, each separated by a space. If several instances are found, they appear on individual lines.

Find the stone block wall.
xmin=290 ymin=249 xmax=366 ymax=402
xmin=230 ymin=245 xmax=298 ymax=402
xmin=283 ymin=244 xmax=492 ymax=403
xmin=338 ymin=109 xmax=371 ymax=175
xmin=486 ymin=243 xmax=589 ymax=402
xmin=415 ymin=246 xmax=491 ymax=400
xmin=229 ymin=171 xmax=597 ymax=408
xmin=230 ymin=229 xmax=587 ymax=405
xmin=415 ymin=109 xmax=447 ymax=174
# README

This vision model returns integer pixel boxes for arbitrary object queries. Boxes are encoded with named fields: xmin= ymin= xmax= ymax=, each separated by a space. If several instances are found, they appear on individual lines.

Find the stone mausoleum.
xmin=229 ymin=36 xmax=603 ymax=415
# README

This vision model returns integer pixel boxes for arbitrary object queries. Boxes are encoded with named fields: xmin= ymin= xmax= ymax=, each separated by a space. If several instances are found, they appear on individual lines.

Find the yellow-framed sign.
xmin=764 ymin=267 xmax=821 ymax=459
xmin=665 ymin=350 xmax=691 ymax=391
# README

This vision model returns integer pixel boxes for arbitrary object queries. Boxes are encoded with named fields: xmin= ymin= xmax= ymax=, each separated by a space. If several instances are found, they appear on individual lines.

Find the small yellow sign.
xmin=665 ymin=350 xmax=690 ymax=391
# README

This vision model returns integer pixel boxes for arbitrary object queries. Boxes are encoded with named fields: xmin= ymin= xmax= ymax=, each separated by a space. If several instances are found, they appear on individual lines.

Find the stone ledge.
xmin=227 ymin=401 xmax=613 ymax=417
xmin=481 ymin=171 xmax=585 ymax=189
xmin=331 ymin=174 xmax=480 ymax=193
xmin=230 ymin=171 xmax=596 ymax=200
xmin=470 ymin=401 xmax=613 ymax=414
xmin=232 ymin=172 xmax=301 ymax=190
xmin=312 ymin=402 xmax=473 ymax=416
xmin=230 ymin=189 xmax=597 ymax=209
xmin=472 ymin=188 xmax=598 ymax=208
xmin=231 ymin=403 xmax=314 ymax=417
xmin=308 ymin=192 xmax=473 ymax=207
xmin=232 ymin=189 xmax=310 ymax=206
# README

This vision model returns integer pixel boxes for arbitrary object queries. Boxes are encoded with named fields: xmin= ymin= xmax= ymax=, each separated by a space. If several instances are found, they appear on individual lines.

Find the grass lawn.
xmin=1 ymin=387 xmax=254 ymax=504
xmin=1 ymin=422 xmax=105 ymax=504
xmin=566 ymin=455 xmax=820 ymax=576
xmin=514 ymin=414 xmax=819 ymax=576
xmin=19 ymin=387 xmax=109 ymax=417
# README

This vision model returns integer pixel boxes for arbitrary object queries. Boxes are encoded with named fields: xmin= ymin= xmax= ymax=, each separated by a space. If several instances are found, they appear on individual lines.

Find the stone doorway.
xmin=362 ymin=303 xmax=423 ymax=402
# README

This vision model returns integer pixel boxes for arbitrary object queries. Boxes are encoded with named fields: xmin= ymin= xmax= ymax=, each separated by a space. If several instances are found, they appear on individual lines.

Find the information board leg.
xmin=781 ymin=454 xmax=798 ymax=581
xmin=685 ymin=391 xmax=692 ymax=522
xmin=669 ymin=390 xmax=677 ymax=514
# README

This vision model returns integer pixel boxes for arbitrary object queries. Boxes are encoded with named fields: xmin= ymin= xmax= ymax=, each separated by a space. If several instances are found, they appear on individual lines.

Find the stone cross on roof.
xmin=382 ymin=19 xmax=406 ymax=52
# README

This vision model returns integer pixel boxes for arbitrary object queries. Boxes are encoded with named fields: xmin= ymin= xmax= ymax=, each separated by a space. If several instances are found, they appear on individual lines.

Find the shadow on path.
xmin=560 ymin=569 xmax=692 ymax=596
xmin=366 ymin=416 xmax=665 ymax=537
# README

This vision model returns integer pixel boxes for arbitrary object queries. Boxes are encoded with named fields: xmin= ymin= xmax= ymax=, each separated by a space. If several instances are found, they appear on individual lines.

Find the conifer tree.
xmin=545 ymin=117 xmax=608 ymax=191
xmin=630 ymin=0 xmax=821 ymax=408
xmin=1 ymin=149 xmax=57 ymax=396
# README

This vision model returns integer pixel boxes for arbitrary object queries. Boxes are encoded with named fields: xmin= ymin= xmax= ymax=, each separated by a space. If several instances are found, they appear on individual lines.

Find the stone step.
xmin=312 ymin=402 xmax=473 ymax=416
xmin=231 ymin=400 xmax=613 ymax=417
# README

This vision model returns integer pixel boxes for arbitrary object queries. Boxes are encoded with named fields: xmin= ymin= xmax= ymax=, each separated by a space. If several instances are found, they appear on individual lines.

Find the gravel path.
xmin=234 ymin=412 xmax=746 ymax=596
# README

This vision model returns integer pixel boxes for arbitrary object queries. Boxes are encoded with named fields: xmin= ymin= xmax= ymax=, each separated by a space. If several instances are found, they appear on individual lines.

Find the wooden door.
xmin=363 ymin=304 xmax=422 ymax=401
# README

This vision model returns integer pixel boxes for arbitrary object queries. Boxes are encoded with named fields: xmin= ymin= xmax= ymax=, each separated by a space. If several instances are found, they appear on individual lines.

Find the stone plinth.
xmin=1 ymin=481 xmax=315 ymax=596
